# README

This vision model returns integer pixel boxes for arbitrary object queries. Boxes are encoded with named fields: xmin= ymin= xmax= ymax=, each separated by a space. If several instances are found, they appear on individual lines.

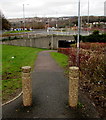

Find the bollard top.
xmin=22 ymin=66 xmax=31 ymax=73
xmin=69 ymin=66 xmax=79 ymax=70
xmin=69 ymin=66 xmax=79 ymax=78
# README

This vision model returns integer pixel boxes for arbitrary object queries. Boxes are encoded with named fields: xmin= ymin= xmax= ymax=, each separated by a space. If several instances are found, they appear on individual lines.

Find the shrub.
xmin=58 ymin=43 xmax=106 ymax=91
xmin=80 ymin=42 xmax=106 ymax=52
xmin=58 ymin=44 xmax=106 ymax=118
xmin=73 ymin=32 xmax=106 ymax=43
xmin=73 ymin=35 xmax=82 ymax=42
xmin=92 ymin=30 xmax=99 ymax=35
xmin=58 ymin=42 xmax=106 ymax=91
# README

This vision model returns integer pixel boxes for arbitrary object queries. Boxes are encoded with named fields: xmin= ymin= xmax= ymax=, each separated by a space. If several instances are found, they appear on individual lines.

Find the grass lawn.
xmin=2 ymin=45 xmax=44 ymax=103
xmin=4 ymin=30 xmax=31 ymax=34
xmin=50 ymin=52 xmax=69 ymax=73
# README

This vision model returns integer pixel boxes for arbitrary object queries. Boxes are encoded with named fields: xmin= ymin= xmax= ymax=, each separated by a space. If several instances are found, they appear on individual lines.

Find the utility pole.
xmin=76 ymin=0 xmax=80 ymax=67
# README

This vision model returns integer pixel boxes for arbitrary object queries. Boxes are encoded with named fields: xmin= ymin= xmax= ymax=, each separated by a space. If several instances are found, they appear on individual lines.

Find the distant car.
xmin=24 ymin=28 xmax=27 ymax=31
xmin=29 ymin=28 xmax=32 ymax=31
xmin=47 ymin=27 xmax=56 ymax=31
xmin=51 ymin=27 xmax=56 ymax=30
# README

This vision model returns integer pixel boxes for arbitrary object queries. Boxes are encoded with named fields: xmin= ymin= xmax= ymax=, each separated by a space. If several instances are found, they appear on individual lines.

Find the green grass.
xmin=2 ymin=45 xmax=44 ymax=102
xmin=50 ymin=52 xmax=69 ymax=69
xmin=4 ymin=30 xmax=31 ymax=34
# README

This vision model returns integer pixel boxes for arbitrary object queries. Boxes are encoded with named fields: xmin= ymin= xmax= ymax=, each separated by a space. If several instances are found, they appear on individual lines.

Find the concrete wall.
xmin=2 ymin=35 xmax=75 ymax=49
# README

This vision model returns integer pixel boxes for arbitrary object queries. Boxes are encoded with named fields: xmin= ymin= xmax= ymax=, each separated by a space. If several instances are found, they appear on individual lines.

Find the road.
xmin=31 ymin=29 xmax=92 ymax=36
xmin=2 ymin=29 xmax=92 ymax=36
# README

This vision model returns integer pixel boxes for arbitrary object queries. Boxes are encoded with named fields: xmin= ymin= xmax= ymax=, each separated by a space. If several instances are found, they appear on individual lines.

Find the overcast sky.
xmin=0 ymin=0 xmax=105 ymax=19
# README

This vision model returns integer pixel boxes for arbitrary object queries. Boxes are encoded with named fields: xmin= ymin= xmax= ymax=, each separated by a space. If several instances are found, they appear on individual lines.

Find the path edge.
xmin=2 ymin=91 xmax=23 ymax=106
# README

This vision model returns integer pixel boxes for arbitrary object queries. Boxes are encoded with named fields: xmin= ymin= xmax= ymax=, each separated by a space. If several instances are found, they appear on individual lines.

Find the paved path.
xmin=2 ymin=50 xmax=84 ymax=118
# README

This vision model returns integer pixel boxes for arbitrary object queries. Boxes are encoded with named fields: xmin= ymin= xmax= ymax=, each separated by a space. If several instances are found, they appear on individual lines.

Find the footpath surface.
xmin=2 ymin=50 xmax=85 ymax=118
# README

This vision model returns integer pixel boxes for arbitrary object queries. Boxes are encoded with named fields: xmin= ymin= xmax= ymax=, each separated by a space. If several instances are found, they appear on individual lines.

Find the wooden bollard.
xmin=69 ymin=66 xmax=79 ymax=107
xmin=22 ymin=66 xmax=32 ymax=106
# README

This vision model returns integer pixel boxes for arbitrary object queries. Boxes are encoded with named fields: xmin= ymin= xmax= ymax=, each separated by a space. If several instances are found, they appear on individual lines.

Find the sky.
xmin=0 ymin=0 xmax=105 ymax=19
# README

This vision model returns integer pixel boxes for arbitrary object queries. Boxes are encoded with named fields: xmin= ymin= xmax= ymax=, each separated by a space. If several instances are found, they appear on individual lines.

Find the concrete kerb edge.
xmin=2 ymin=91 xmax=23 ymax=106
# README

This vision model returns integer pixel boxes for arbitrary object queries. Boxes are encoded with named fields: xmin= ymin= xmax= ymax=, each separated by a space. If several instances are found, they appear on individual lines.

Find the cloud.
xmin=0 ymin=0 xmax=105 ymax=18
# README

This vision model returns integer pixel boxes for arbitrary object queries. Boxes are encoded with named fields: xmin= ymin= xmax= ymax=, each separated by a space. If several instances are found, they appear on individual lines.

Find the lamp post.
xmin=47 ymin=18 xmax=50 ymax=35
xmin=23 ymin=4 xmax=29 ymax=30
xmin=88 ymin=0 xmax=90 ymax=35
xmin=76 ymin=0 xmax=80 ymax=67
xmin=23 ymin=4 xmax=25 ymax=30
xmin=56 ymin=12 xmax=58 ymax=28
xmin=56 ymin=12 xmax=58 ymax=35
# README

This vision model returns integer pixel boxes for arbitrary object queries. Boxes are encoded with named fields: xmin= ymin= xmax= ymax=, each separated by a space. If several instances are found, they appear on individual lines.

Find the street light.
xmin=76 ymin=0 xmax=81 ymax=67
xmin=23 ymin=4 xmax=25 ymax=30
xmin=56 ymin=12 xmax=58 ymax=28
xmin=46 ymin=18 xmax=51 ymax=35
xmin=23 ymin=4 xmax=29 ymax=30
xmin=87 ymin=0 xmax=90 ymax=35
xmin=56 ymin=12 xmax=58 ymax=35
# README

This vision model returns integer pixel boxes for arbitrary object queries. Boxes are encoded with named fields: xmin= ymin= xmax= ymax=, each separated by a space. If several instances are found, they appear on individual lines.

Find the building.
xmin=104 ymin=1 xmax=106 ymax=16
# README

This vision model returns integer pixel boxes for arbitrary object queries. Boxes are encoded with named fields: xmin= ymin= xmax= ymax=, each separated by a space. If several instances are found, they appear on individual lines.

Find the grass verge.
xmin=2 ymin=45 xmax=43 ymax=103
xmin=50 ymin=52 xmax=69 ymax=74
xmin=4 ymin=30 xmax=31 ymax=34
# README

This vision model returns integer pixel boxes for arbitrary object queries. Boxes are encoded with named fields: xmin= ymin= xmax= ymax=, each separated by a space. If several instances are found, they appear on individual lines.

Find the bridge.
xmin=2 ymin=34 xmax=75 ymax=49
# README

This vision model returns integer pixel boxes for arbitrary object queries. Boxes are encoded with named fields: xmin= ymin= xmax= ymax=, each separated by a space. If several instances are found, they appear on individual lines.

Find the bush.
xmin=84 ymin=34 xmax=100 ymax=42
xmin=92 ymin=30 xmax=99 ymax=35
xmin=58 ymin=44 xmax=106 ymax=118
xmin=58 ymin=43 xmax=106 ymax=91
xmin=73 ymin=31 xmax=106 ymax=43
xmin=80 ymin=42 xmax=106 ymax=52
xmin=73 ymin=35 xmax=82 ymax=42
xmin=2 ymin=36 xmax=20 ymax=41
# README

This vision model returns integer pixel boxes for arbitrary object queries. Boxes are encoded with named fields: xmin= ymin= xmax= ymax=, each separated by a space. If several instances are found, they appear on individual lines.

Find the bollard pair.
xmin=21 ymin=66 xmax=79 ymax=107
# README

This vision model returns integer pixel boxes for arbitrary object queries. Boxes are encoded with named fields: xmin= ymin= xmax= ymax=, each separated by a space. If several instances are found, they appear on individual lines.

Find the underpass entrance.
xmin=58 ymin=40 xmax=74 ymax=48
